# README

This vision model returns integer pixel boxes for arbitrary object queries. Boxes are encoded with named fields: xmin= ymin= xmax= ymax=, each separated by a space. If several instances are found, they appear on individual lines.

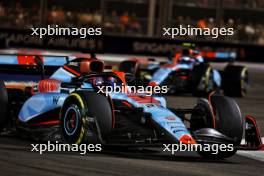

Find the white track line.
xmin=237 ymin=137 xmax=264 ymax=162
xmin=237 ymin=151 xmax=264 ymax=162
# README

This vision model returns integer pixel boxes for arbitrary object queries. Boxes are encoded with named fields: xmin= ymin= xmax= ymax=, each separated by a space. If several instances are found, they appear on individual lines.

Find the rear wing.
xmin=180 ymin=43 xmax=237 ymax=62
xmin=0 ymin=54 xmax=70 ymax=67
xmin=0 ymin=54 xmax=73 ymax=87
xmin=200 ymin=51 xmax=237 ymax=62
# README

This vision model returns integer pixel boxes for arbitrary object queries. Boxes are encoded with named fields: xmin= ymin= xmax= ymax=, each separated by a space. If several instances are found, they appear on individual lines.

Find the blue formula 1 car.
xmin=0 ymin=52 xmax=262 ymax=159
xmin=119 ymin=49 xmax=249 ymax=97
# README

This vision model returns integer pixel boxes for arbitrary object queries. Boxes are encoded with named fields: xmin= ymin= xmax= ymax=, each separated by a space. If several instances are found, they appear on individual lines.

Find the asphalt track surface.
xmin=0 ymin=62 xmax=264 ymax=176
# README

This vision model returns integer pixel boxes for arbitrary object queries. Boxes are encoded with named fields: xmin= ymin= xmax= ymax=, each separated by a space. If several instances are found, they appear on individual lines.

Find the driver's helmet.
xmin=178 ymin=56 xmax=195 ymax=64
xmin=105 ymin=76 xmax=117 ymax=87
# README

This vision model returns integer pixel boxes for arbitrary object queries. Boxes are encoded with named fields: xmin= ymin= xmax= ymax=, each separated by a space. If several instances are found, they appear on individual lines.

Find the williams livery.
xmin=0 ymin=52 xmax=262 ymax=159
xmin=119 ymin=48 xmax=249 ymax=97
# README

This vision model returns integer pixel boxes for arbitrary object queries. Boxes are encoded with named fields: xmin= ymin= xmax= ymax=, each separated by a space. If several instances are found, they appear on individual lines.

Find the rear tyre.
xmin=222 ymin=65 xmax=249 ymax=97
xmin=191 ymin=95 xmax=243 ymax=159
xmin=0 ymin=80 xmax=8 ymax=132
xmin=60 ymin=91 xmax=112 ymax=144
xmin=191 ymin=64 xmax=214 ymax=97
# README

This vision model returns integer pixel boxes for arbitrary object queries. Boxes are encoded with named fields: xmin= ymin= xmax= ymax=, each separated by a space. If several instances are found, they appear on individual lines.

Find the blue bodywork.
xmin=17 ymin=62 xmax=192 ymax=142
xmin=110 ymin=93 xmax=191 ymax=141
xmin=151 ymin=63 xmax=192 ymax=85
xmin=149 ymin=56 xmax=222 ymax=88
xmin=19 ymin=93 xmax=68 ymax=122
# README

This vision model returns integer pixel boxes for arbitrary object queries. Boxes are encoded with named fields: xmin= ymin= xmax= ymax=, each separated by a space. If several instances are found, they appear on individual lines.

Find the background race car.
xmin=119 ymin=46 xmax=249 ymax=97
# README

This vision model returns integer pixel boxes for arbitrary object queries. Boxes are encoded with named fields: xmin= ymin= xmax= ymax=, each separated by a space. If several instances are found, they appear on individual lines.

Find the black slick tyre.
xmin=60 ymin=91 xmax=112 ymax=144
xmin=191 ymin=95 xmax=243 ymax=159
xmin=191 ymin=64 xmax=214 ymax=97
xmin=222 ymin=65 xmax=249 ymax=97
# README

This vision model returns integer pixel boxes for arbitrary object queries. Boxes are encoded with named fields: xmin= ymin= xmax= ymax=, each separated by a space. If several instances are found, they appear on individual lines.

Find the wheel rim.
xmin=205 ymin=67 xmax=214 ymax=92
xmin=64 ymin=105 xmax=80 ymax=136
xmin=241 ymin=68 xmax=249 ymax=96
xmin=207 ymin=71 xmax=214 ymax=92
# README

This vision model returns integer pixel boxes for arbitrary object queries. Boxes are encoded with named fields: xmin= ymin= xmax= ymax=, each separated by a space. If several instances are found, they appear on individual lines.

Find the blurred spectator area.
xmin=171 ymin=0 xmax=264 ymax=44
xmin=46 ymin=0 xmax=101 ymax=27
xmin=1 ymin=0 xmax=264 ymax=45
xmin=103 ymin=0 xmax=152 ymax=36
xmin=0 ymin=0 xmax=40 ymax=28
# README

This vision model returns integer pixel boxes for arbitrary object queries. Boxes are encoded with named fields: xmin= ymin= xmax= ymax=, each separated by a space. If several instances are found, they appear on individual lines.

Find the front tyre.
xmin=60 ymin=91 xmax=112 ymax=144
xmin=191 ymin=95 xmax=243 ymax=159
